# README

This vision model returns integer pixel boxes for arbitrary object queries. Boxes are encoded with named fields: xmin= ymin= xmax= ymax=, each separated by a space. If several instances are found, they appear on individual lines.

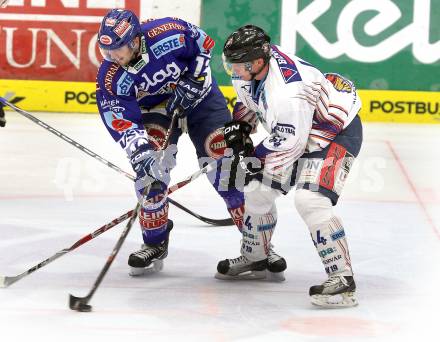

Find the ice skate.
xmin=266 ymin=247 xmax=287 ymax=281
xmin=128 ymin=221 xmax=172 ymax=276
xmin=309 ymin=274 xmax=358 ymax=308
xmin=215 ymin=255 xmax=268 ymax=280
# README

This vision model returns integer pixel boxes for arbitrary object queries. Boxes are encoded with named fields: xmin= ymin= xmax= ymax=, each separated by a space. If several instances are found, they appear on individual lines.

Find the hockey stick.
xmin=0 ymin=210 xmax=134 ymax=288
xmin=68 ymin=110 xmax=179 ymax=312
xmin=0 ymin=98 xmax=232 ymax=226
xmin=0 ymin=143 xmax=230 ymax=287
xmin=0 ymin=156 xmax=222 ymax=288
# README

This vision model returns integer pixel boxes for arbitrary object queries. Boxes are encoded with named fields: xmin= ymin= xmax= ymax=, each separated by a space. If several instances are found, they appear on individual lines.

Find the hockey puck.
xmin=77 ymin=303 xmax=92 ymax=312
xmin=69 ymin=294 xmax=92 ymax=312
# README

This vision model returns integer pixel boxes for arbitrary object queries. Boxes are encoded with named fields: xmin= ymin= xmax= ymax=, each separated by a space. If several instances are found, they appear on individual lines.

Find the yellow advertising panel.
xmin=0 ymin=79 xmax=97 ymax=113
xmin=1 ymin=80 xmax=439 ymax=124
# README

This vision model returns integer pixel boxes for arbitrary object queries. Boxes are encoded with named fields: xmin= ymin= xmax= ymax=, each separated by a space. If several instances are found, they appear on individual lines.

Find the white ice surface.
xmin=1 ymin=112 xmax=440 ymax=342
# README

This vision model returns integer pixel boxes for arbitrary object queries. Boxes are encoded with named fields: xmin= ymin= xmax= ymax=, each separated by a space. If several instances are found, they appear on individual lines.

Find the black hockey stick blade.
xmin=169 ymin=198 xmax=234 ymax=226
xmin=69 ymin=294 xmax=92 ymax=312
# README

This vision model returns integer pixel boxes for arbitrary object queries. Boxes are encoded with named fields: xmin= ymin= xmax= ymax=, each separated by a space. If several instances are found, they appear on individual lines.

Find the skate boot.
xmin=266 ymin=247 xmax=287 ymax=281
xmin=215 ymin=255 xmax=268 ymax=280
xmin=128 ymin=220 xmax=173 ymax=276
xmin=309 ymin=274 xmax=358 ymax=308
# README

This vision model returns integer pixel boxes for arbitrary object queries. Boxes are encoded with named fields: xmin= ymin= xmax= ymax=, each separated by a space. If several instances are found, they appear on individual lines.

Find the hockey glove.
xmin=223 ymin=121 xmax=262 ymax=189
xmin=130 ymin=143 xmax=177 ymax=195
xmin=0 ymin=105 xmax=6 ymax=127
xmin=166 ymin=74 xmax=207 ymax=117
xmin=223 ymin=120 xmax=254 ymax=156
xmin=232 ymin=102 xmax=258 ymax=133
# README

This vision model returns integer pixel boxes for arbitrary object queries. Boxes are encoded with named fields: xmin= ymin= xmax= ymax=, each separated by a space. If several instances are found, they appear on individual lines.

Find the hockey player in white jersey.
xmin=216 ymin=25 xmax=363 ymax=308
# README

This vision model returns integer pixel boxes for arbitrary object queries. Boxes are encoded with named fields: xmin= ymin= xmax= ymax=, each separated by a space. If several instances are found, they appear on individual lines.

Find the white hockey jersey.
xmin=232 ymin=45 xmax=361 ymax=175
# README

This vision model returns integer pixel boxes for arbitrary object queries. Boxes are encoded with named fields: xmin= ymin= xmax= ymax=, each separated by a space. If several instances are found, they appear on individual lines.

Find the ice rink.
xmin=1 ymin=111 xmax=439 ymax=342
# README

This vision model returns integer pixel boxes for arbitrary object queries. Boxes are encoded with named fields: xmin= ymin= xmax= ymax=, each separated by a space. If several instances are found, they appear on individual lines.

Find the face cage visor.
xmin=222 ymin=53 xmax=253 ymax=77
xmin=99 ymin=39 xmax=136 ymax=63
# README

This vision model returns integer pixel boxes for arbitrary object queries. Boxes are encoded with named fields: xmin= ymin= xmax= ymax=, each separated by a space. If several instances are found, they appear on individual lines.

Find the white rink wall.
xmin=141 ymin=0 xmax=201 ymax=24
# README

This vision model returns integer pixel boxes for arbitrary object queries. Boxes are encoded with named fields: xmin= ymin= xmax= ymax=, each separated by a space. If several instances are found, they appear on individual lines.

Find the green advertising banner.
xmin=201 ymin=0 xmax=440 ymax=91
xmin=201 ymin=0 xmax=282 ymax=86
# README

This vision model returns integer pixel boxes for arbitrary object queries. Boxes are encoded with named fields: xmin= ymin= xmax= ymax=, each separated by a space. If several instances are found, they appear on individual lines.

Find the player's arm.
xmin=165 ymin=19 xmax=214 ymax=116
xmin=96 ymin=66 xmax=175 ymax=188
xmin=95 ymin=65 xmax=146 ymax=157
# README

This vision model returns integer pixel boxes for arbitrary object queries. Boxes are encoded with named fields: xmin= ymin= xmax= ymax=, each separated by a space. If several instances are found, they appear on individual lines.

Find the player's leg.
xmin=128 ymin=112 xmax=181 ymax=275
xmin=295 ymin=114 xmax=363 ymax=307
xmin=216 ymin=180 xmax=283 ymax=279
xmin=186 ymin=84 xmax=286 ymax=279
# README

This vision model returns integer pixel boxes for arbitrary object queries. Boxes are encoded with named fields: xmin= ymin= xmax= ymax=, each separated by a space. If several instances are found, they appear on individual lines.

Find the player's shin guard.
xmin=308 ymin=216 xmax=357 ymax=307
xmin=310 ymin=216 xmax=353 ymax=276
xmin=129 ymin=181 xmax=171 ymax=275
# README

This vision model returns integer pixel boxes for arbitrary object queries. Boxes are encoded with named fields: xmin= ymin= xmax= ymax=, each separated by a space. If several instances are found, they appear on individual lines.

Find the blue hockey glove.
xmin=130 ymin=143 xmax=177 ymax=195
xmin=166 ymin=74 xmax=207 ymax=117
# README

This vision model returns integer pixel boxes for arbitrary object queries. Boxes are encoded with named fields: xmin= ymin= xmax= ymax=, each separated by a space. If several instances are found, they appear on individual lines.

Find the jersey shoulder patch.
xmin=271 ymin=46 xmax=302 ymax=84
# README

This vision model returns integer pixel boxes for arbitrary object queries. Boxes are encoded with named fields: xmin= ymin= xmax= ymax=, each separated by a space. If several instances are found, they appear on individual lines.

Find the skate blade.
xmin=311 ymin=292 xmax=358 ymax=308
xmin=266 ymin=270 xmax=285 ymax=282
xmin=215 ymin=270 xmax=267 ymax=280
xmin=129 ymin=260 xmax=164 ymax=276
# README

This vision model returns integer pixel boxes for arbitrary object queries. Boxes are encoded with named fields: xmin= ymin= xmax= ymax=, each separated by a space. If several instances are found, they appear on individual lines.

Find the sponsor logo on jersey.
xmin=330 ymin=229 xmax=345 ymax=241
xmin=147 ymin=22 xmax=186 ymax=38
xmin=116 ymin=71 xmax=134 ymax=96
xmin=272 ymin=46 xmax=302 ymax=83
xmin=99 ymin=98 xmax=120 ymax=110
xmin=228 ymin=205 xmax=244 ymax=229
xmin=103 ymin=110 xmax=134 ymax=133
xmin=268 ymin=135 xmax=287 ymax=148
xmin=113 ymin=19 xmax=131 ymax=38
xmin=150 ymin=34 xmax=185 ymax=59
xmin=139 ymin=203 xmax=169 ymax=230
xmin=99 ymin=35 xmax=112 ymax=45
xmin=319 ymin=247 xmax=337 ymax=258
xmin=205 ymin=127 xmax=226 ymax=158
xmin=138 ymin=62 xmax=181 ymax=93
xmin=104 ymin=63 xmax=120 ymax=95
xmin=257 ymin=223 xmax=276 ymax=232
xmin=273 ymin=123 xmax=296 ymax=135
xmin=323 ymin=254 xmax=342 ymax=265
xmin=325 ymin=73 xmax=353 ymax=93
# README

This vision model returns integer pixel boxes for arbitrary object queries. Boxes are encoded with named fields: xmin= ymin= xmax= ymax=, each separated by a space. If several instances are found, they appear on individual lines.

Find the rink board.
xmin=1 ymin=79 xmax=439 ymax=124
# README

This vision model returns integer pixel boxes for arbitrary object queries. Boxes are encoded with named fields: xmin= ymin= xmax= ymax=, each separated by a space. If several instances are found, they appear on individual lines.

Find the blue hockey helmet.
xmin=98 ymin=9 xmax=141 ymax=51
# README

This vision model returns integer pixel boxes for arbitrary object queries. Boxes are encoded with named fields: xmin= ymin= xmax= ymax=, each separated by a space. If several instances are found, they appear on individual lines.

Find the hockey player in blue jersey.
xmin=95 ymin=9 xmax=286 ymax=277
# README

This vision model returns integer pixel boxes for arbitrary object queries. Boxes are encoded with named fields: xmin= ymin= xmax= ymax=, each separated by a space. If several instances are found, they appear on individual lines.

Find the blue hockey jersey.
xmin=96 ymin=17 xmax=215 ymax=155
